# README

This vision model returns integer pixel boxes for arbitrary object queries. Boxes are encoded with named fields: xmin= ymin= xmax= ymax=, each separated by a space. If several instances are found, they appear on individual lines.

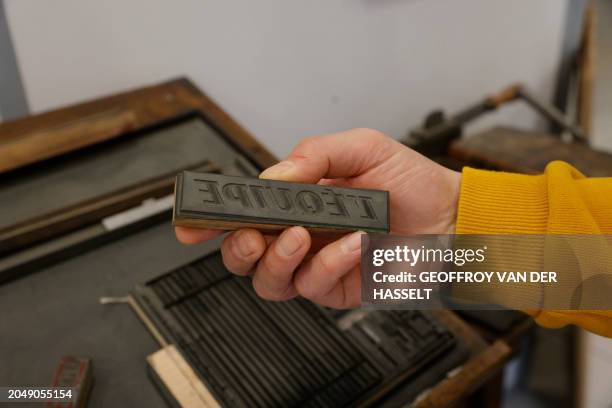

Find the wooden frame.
xmin=0 ymin=78 xmax=277 ymax=256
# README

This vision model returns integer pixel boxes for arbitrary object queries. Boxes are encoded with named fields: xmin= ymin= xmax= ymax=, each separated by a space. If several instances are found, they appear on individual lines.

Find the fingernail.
xmin=341 ymin=231 xmax=365 ymax=254
xmin=233 ymin=230 xmax=255 ymax=258
xmin=276 ymin=227 xmax=305 ymax=257
xmin=260 ymin=161 xmax=295 ymax=179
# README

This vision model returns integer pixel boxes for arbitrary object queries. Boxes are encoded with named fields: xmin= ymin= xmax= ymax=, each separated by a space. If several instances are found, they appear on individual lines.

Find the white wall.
xmin=582 ymin=330 xmax=612 ymax=408
xmin=5 ymin=0 xmax=567 ymax=157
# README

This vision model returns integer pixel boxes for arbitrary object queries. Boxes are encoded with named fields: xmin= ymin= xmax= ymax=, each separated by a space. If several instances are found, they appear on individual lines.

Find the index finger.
xmin=259 ymin=128 xmax=399 ymax=183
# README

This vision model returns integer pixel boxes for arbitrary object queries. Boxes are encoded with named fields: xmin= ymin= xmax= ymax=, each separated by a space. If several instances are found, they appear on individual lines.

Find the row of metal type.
xmin=143 ymin=252 xmax=458 ymax=407
xmin=146 ymin=253 xmax=381 ymax=407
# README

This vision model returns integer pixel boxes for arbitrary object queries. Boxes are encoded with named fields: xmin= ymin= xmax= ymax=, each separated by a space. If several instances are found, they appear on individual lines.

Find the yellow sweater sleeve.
xmin=456 ymin=161 xmax=612 ymax=338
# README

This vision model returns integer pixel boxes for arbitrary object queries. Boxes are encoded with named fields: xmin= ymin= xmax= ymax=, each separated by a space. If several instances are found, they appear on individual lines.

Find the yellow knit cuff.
xmin=456 ymin=167 xmax=550 ymax=234
xmin=454 ymin=167 xmax=550 ymax=312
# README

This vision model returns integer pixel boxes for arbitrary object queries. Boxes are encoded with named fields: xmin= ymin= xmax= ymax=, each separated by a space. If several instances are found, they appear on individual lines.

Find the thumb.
xmin=259 ymin=128 xmax=396 ymax=184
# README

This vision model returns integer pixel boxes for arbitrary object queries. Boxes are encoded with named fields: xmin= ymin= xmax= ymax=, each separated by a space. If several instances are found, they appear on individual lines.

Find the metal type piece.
xmin=173 ymin=172 xmax=390 ymax=233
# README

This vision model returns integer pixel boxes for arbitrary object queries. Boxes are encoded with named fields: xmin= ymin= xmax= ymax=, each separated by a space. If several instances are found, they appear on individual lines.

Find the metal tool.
xmin=404 ymin=83 xmax=588 ymax=156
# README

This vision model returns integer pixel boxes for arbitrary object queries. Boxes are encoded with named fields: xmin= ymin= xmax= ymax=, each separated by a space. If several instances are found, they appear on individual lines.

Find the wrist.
xmin=443 ymin=169 xmax=461 ymax=234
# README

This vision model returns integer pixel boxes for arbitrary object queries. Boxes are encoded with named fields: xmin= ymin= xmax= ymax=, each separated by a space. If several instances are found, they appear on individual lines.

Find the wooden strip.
xmin=127 ymin=295 xmax=168 ymax=348
xmin=0 ymin=109 xmax=137 ymax=173
xmin=147 ymin=345 xmax=220 ymax=408
xmin=577 ymin=2 xmax=596 ymax=137
xmin=0 ymin=77 xmax=277 ymax=174
xmin=173 ymin=172 xmax=390 ymax=233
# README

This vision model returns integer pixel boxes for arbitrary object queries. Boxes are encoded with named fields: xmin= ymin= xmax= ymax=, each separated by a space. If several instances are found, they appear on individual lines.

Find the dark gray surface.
xmin=0 ymin=219 xmax=223 ymax=407
xmin=176 ymin=171 xmax=390 ymax=233
xmin=0 ymin=118 xmax=241 ymax=230
xmin=0 ymin=0 xmax=29 ymax=120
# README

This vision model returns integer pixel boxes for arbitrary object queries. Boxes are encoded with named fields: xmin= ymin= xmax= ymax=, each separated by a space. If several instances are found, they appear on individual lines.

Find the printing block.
xmin=173 ymin=172 xmax=390 ymax=233
xmin=49 ymin=356 xmax=94 ymax=408
xmin=0 ymin=78 xmax=503 ymax=407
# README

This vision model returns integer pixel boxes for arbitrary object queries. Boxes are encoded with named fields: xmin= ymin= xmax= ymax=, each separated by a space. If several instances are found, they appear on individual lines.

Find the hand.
xmin=175 ymin=128 xmax=461 ymax=308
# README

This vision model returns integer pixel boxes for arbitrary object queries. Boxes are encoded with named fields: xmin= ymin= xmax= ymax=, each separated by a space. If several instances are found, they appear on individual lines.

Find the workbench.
xmin=0 ymin=78 xmax=531 ymax=407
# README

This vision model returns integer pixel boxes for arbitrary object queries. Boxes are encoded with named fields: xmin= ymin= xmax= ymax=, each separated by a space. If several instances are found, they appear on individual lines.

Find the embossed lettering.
xmin=222 ymin=183 xmax=253 ymax=208
xmin=195 ymin=179 xmax=224 ymax=206
xmin=358 ymin=196 xmax=377 ymax=220
xmin=344 ymin=194 xmax=377 ymax=219
xmin=249 ymin=185 xmax=268 ymax=208
xmin=296 ymin=190 xmax=324 ymax=214
xmin=268 ymin=187 xmax=294 ymax=211
xmin=176 ymin=172 xmax=389 ymax=233
xmin=321 ymin=191 xmax=348 ymax=217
